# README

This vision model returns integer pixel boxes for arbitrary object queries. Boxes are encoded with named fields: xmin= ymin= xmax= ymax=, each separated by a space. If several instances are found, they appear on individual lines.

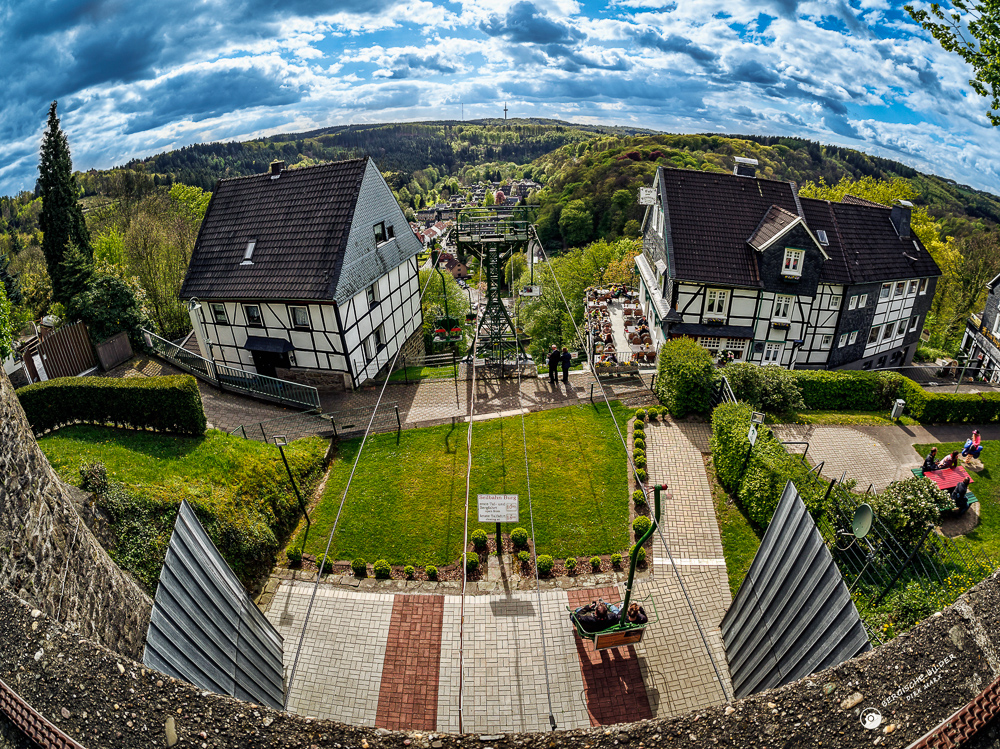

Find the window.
xmin=763 ymin=342 xmax=782 ymax=363
xmin=919 ymin=278 xmax=928 ymax=294
xmin=858 ymin=293 xmax=868 ymax=308
xmin=211 ymin=304 xmax=228 ymax=325
xmin=782 ymin=249 xmax=803 ymax=276
xmin=241 ymin=240 xmax=256 ymax=265
xmin=849 ymin=295 xmax=858 ymax=310
xmin=896 ymin=320 xmax=907 ymax=336
xmin=773 ymin=295 xmax=793 ymax=321
xmin=244 ymin=305 xmax=263 ymax=327
xmin=908 ymin=280 xmax=918 ymax=295
xmin=705 ymin=289 xmax=729 ymax=316
xmin=363 ymin=336 xmax=375 ymax=360
xmin=910 ymin=315 xmax=919 ymax=332
xmin=816 ymin=229 xmax=829 ymax=245
xmin=290 ymin=306 xmax=310 ymax=329
xmin=374 ymin=325 xmax=385 ymax=349
xmin=830 ymin=295 xmax=841 ymax=310
xmin=386 ymin=224 xmax=395 ymax=240
xmin=839 ymin=333 xmax=848 ymax=348
xmin=374 ymin=222 xmax=387 ymax=244
xmin=821 ymin=334 xmax=833 ymax=348
xmin=877 ymin=355 xmax=887 ymax=368
xmin=849 ymin=330 xmax=858 ymax=345
xmin=882 ymin=324 xmax=893 ymax=341
xmin=895 ymin=281 xmax=905 ymax=296
xmin=862 ymin=360 xmax=872 ymax=370
xmin=881 ymin=283 xmax=891 ymax=299
xmin=366 ymin=283 xmax=379 ymax=307
xmin=869 ymin=326 xmax=881 ymax=344
xmin=699 ymin=336 xmax=722 ymax=351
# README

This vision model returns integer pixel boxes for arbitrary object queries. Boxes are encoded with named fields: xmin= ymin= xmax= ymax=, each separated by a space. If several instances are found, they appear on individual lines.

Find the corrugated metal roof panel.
xmin=721 ymin=481 xmax=870 ymax=698
xmin=143 ymin=501 xmax=284 ymax=710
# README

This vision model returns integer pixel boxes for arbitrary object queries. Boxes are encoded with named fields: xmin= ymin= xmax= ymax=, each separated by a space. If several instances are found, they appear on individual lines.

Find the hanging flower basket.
xmin=771 ymin=321 xmax=790 ymax=330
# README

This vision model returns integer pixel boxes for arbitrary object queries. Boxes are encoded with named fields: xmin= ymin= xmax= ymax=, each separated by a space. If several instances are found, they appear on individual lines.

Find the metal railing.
xmin=143 ymin=329 xmax=320 ymax=410
xmin=711 ymin=375 xmax=737 ymax=407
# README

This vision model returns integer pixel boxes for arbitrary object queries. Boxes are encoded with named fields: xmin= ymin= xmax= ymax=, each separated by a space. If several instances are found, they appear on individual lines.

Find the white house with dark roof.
xmin=638 ymin=162 xmax=941 ymax=370
xmin=180 ymin=158 xmax=423 ymax=390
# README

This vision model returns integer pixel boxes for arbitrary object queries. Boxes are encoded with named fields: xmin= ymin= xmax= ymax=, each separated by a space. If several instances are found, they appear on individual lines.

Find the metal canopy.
xmin=720 ymin=481 xmax=870 ymax=699
xmin=143 ymin=501 xmax=285 ymax=710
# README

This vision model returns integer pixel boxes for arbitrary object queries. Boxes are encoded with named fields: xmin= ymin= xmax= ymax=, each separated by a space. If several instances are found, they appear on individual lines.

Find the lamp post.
xmin=274 ymin=436 xmax=310 ymax=553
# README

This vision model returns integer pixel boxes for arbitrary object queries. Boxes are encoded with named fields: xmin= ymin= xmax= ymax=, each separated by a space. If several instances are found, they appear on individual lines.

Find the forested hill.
xmin=119 ymin=119 xmax=658 ymax=191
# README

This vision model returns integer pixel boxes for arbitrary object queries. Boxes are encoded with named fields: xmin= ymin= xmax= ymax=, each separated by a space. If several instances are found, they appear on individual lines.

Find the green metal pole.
xmin=619 ymin=483 xmax=663 ymax=622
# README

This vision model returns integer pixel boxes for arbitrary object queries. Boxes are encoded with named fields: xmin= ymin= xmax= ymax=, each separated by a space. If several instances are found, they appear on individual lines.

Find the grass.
xmin=706 ymin=458 xmax=761 ymax=596
xmin=299 ymin=402 xmax=634 ymax=566
xmin=388 ymin=364 xmax=458 ymax=382
xmin=768 ymin=409 xmax=920 ymax=426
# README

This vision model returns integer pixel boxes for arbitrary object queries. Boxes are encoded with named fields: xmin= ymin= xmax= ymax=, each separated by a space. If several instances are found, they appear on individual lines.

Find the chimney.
xmin=890 ymin=200 xmax=912 ymax=238
xmin=269 ymin=160 xmax=285 ymax=177
xmin=733 ymin=156 xmax=758 ymax=178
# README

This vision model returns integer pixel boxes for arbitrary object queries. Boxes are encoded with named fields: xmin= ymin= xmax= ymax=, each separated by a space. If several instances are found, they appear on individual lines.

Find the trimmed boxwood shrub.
xmin=565 ymin=556 xmax=577 ymax=572
xmin=373 ymin=559 xmax=391 ymax=579
xmin=633 ymin=515 xmax=652 ymax=537
xmin=611 ymin=552 xmax=622 ymax=568
xmin=655 ymin=337 xmax=714 ymax=416
xmin=634 ymin=408 xmax=647 ymax=420
xmin=792 ymin=370 xmax=904 ymax=411
xmin=633 ymin=426 xmax=645 ymax=441
xmin=633 ymin=438 xmax=646 ymax=451
xmin=630 ymin=544 xmax=646 ymax=565
xmin=426 ymin=565 xmax=438 ymax=581
xmin=632 ymin=489 xmax=646 ymax=506
xmin=510 ymin=526 xmax=529 ymax=547
xmin=518 ymin=550 xmax=530 ymax=563
xmin=17 ymin=375 xmax=207 ymax=435
xmin=404 ymin=565 xmax=415 ymax=579
xmin=635 ymin=467 xmax=647 ymax=483
xmin=465 ymin=551 xmax=480 ymax=572
xmin=536 ymin=554 xmax=554 ymax=575
xmin=351 ymin=558 xmax=368 ymax=577
xmin=471 ymin=528 xmax=488 ymax=550
xmin=900 ymin=377 xmax=1000 ymax=422
xmin=286 ymin=546 xmax=303 ymax=566
xmin=590 ymin=555 xmax=602 ymax=571
xmin=634 ymin=453 xmax=646 ymax=469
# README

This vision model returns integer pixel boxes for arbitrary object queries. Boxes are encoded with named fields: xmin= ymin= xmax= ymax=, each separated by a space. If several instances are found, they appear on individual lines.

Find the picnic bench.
xmin=911 ymin=467 xmax=979 ymax=506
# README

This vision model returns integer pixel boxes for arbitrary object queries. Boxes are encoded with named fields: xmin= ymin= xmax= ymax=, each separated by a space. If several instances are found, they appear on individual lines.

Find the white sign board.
xmin=748 ymin=424 xmax=758 ymax=447
xmin=478 ymin=494 xmax=519 ymax=523
xmin=639 ymin=187 xmax=656 ymax=205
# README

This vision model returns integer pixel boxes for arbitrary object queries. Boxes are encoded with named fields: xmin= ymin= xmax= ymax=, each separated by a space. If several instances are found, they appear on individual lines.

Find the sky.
xmin=2 ymin=0 xmax=999 ymax=197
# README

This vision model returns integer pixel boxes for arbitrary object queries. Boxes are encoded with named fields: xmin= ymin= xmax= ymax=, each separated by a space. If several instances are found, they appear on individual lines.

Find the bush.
xmin=900 ymin=377 xmax=1000 ymax=422
xmin=724 ymin=363 xmax=804 ymax=414
xmin=630 ymin=544 xmax=647 ymax=565
xmin=590 ymin=555 xmax=602 ymax=571
xmin=868 ymin=477 xmax=952 ymax=548
xmin=634 ymin=453 xmax=646 ymax=469
xmin=466 ymin=551 xmax=480 ymax=572
xmin=891 ymin=580 xmax=936 ymax=628
xmin=18 ymin=375 xmax=207 ymax=435
xmin=79 ymin=461 xmax=109 ymax=494
xmin=632 ymin=490 xmax=646 ymax=506
xmin=634 ymin=408 xmax=647 ymax=420
xmin=633 ymin=427 xmax=645 ymax=442
xmin=351 ymin=558 xmax=368 ymax=577
xmin=286 ymin=546 xmax=303 ymax=566
xmin=633 ymin=438 xmax=646 ymax=451
xmin=471 ymin=528 xmax=488 ymax=550
xmin=655 ymin=337 xmax=714 ymax=417
xmin=318 ymin=557 xmax=333 ymax=575
xmin=536 ymin=554 xmax=554 ymax=575
xmin=373 ymin=559 xmax=392 ymax=579
xmin=565 ymin=556 xmax=577 ymax=572
xmin=633 ymin=515 xmax=652 ymax=537
xmin=792 ymin=370 xmax=904 ymax=411
xmin=518 ymin=550 xmax=531 ymax=564
xmin=611 ymin=552 xmax=622 ymax=568
xmin=404 ymin=565 xmax=415 ymax=579
xmin=635 ymin=467 xmax=647 ymax=483
xmin=510 ymin=527 xmax=529 ymax=548
xmin=426 ymin=565 xmax=438 ymax=581
xmin=646 ymin=407 xmax=660 ymax=421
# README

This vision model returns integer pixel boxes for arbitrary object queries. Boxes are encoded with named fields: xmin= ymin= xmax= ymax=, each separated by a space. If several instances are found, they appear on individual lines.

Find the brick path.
xmin=376 ymin=595 xmax=444 ymax=730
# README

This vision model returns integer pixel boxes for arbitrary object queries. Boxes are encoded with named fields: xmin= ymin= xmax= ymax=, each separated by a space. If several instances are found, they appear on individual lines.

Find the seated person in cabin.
xmin=962 ymin=430 xmax=983 ymax=461
xmin=573 ymin=601 xmax=621 ymax=632
xmin=951 ymin=478 xmax=971 ymax=515
xmin=922 ymin=447 xmax=939 ymax=472
xmin=938 ymin=451 xmax=961 ymax=471
xmin=626 ymin=603 xmax=648 ymax=625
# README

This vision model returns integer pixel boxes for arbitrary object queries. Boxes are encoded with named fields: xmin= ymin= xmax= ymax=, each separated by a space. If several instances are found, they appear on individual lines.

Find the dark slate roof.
xmin=656 ymin=167 xmax=940 ymax=287
xmin=243 ymin=336 xmax=294 ymax=353
xmin=748 ymin=205 xmax=801 ymax=251
xmin=841 ymin=194 xmax=887 ymax=208
xmin=180 ymin=158 xmax=369 ymax=301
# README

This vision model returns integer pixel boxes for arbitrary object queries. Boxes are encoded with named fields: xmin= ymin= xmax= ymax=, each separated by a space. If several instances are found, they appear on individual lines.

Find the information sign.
xmin=748 ymin=424 xmax=758 ymax=447
xmin=477 ymin=494 xmax=519 ymax=523
xmin=639 ymin=187 xmax=656 ymax=205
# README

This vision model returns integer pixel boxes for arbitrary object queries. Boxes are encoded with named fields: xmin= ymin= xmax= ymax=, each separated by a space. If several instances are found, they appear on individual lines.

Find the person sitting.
xmin=626 ymin=602 xmax=648 ymax=625
xmin=572 ymin=601 xmax=620 ymax=632
xmin=962 ymin=430 xmax=983 ymax=461
xmin=938 ymin=451 xmax=961 ymax=470
xmin=922 ymin=447 xmax=939 ymax=473
xmin=952 ymin=477 xmax=971 ymax=515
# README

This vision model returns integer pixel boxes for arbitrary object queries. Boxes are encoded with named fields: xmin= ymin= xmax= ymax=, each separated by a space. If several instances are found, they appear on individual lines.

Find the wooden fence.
xmin=36 ymin=322 xmax=97 ymax=379
xmin=95 ymin=331 xmax=132 ymax=371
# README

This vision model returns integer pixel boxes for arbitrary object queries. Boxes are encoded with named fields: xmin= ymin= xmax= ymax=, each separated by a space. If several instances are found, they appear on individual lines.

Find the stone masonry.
xmin=0 ymin=369 xmax=152 ymax=659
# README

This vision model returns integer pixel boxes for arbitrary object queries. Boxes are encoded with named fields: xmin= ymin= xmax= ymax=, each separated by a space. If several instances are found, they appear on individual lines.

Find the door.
xmin=250 ymin=350 xmax=289 ymax=378
xmin=32 ymin=354 xmax=48 ymax=382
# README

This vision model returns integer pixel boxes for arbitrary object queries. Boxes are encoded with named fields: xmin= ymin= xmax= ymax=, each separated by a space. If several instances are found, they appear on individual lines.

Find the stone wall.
xmin=395 ymin=326 xmax=426 ymax=369
xmin=0 ymin=369 xmax=152 ymax=660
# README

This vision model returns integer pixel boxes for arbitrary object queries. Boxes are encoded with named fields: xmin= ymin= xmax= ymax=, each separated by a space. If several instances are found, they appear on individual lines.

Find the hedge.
xmin=900 ymin=378 xmax=1000 ymax=422
xmin=17 ymin=375 xmax=206 ymax=435
xmin=792 ymin=370 xmax=904 ymax=411
xmin=655 ymin=337 xmax=714 ymax=417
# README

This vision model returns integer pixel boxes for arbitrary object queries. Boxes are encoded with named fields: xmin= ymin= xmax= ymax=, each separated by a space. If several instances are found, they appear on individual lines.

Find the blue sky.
xmin=2 ymin=0 xmax=999 ymax=196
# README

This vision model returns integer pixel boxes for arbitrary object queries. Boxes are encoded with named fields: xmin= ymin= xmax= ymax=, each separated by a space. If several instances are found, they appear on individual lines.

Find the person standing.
xmin=547 ymin=345 xmax=560 ymax=384
xmin=561 ymin=346 xmax=572 ymax=383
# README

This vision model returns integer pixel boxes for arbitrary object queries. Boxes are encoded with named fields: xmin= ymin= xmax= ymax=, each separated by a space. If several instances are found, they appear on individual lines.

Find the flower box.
xmin=771 ymin=321 xmax=790 ymax=330
xmin=705 ymin=318 xmax=725 ymax=326
xmin=780 ymin=274 xmax=800 ymax=283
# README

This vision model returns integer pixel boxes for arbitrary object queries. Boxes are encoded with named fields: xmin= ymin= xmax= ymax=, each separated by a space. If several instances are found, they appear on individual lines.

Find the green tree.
xmin=483 ymin=191 xmax=495 ymax=206
xmin=906 ymin=1 xmax=1000 ymax=125
xmin=0 ymin=285 xmax=13 ymax=360
xmin=38 ymin=101 xmax=91 ymax=304
xmin=418 ymin=268 xmax=470 ymax=334
xmin=558 ymin=199 xmax=593 ymax=247
xmin=67 ymin=274 xmax=149 ymax=346
xmin=59 ymin=241 xmax=94 ymax=303
xmin=0 ymin=251 xmax=22 ymax=306
xmin=505 ymin=253 xmax=526 ymax=287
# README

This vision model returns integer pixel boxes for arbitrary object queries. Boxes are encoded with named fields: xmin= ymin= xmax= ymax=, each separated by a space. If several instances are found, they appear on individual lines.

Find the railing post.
xmin=395 ymin=405 xmax=402 ymax=433
xmin=260 ymin=422 xmax=267 ymax=442
xmin=403 ymin=355 xmax=409 ymax=384
xmin=590 ymin=383 xmax=595 ymax=402
xmin=241 ymin=425 xmax=247 ymax=440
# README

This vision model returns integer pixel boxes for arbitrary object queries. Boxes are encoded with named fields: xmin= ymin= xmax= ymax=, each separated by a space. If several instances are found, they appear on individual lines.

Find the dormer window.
xmin=374 ymin=222 xmax=387 ymax=245
xmin=782 ymin=249 xmax=803 ymax=277
xmin=241 ymin=240 xmax=256 ymax=266
xmin=816 ymin=230 xmax=829 ymax=245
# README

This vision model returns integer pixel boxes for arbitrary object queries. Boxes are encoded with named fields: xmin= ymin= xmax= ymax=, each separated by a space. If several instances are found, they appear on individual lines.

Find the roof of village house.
xmin=181 ymin=157 xmax=404 ymax=302
xmin=655 ymin=166 xmax=940 ymax=288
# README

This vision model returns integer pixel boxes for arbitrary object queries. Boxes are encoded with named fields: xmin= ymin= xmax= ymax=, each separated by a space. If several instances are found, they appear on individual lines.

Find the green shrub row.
xmin=655 ymin=338 xmax=714 ymax=417
xmin=792 ymin=370 xmax=904 ymax=411
xmin=18 ymin=375 xmax=206 ymax=435
xmin=900 ymin=378 xmax=1000 ymax=422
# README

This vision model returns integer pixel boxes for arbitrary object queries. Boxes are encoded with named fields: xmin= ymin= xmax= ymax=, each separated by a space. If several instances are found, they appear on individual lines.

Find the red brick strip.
xmin=567 ymin=587 xmax=653 ymax=726
xmin=375 ymin=594 xmax=444 ymax=730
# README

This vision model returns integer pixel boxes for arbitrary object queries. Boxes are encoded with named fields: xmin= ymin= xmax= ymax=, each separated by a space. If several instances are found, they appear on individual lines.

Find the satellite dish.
xmin=852 ymin=504 xmax=874 ymax=540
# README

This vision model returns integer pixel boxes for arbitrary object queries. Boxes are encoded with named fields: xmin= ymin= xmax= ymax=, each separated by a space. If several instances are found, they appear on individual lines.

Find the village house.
xmin=637 ymin=160 xmax=941 ymax=369
xmin=961 ymin=273 xmax=1000 ymax=381
xmin=180 ymin=158 xmax=424 ymax=390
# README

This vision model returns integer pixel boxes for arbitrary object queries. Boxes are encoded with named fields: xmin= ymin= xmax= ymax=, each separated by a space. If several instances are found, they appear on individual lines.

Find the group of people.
xmin=922 ymin=437 xmax=978 ymax=516
xmin=572 ymin=600 xmax=648 ymax=633
xmin=547 ymin=345 xmax=573 ymax=384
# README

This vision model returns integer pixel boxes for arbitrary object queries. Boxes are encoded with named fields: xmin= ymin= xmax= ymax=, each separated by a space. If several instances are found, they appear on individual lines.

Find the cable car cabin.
xmin=432 ymin=316 xmax=463 ymax=351
xmin=519 ymin=284 xmax=542 ymax=297
xmin=568 ymin=601 xmax=647 ymax=649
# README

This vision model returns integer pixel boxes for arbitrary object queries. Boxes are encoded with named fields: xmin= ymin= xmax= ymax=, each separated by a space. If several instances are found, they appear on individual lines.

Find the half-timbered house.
xmin=180 ymin=157 xmax=423 ymax=390
xmin=637 ymin=162 xmax=941 ymax=370
xmin=960 ymin=272 xmax=1000 ymax=382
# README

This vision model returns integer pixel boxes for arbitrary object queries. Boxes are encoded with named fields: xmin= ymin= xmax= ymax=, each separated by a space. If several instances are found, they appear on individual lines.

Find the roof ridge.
xmin=215 ymin=156 xmax=370 ymax=183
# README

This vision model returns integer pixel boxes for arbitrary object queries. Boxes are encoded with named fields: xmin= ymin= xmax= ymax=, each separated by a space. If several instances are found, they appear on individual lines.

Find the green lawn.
xmin=707 ymin=459 xmax=761 ymax=596
xmin=772 ymin=410 xmax=919 ymax=426
xmin=301 ymin=402 xmax=634 ymax=566
xmin=388 ymin=364 xmax=458 ymax=382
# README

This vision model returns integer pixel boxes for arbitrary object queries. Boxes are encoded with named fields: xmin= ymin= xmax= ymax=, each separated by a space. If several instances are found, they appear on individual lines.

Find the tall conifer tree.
xmin=38 ymin=101 xmax=91 ymax=304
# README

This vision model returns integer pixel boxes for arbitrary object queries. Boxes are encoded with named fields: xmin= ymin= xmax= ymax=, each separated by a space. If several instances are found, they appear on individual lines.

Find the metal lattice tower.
xmin=454 ymin=207 xmax=534 ymax=374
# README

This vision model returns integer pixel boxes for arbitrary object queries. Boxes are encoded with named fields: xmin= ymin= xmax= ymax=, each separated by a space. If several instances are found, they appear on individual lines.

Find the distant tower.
xmin=504 ymin=102 xmax=508 ymax=120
